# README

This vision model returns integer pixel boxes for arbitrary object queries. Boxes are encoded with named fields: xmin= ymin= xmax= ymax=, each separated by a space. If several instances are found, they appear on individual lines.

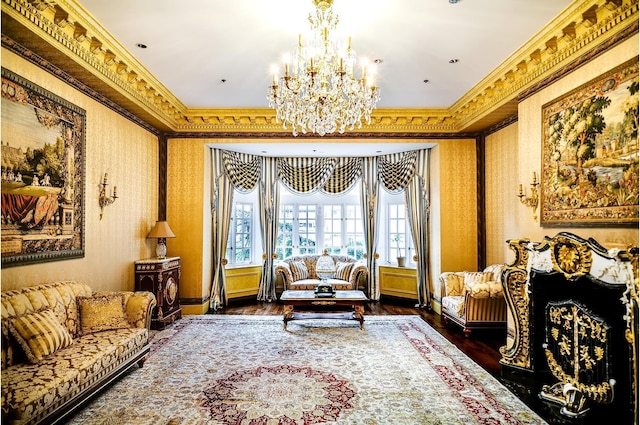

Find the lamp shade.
xmin=146 ymin=221 xmax=176 ymax=239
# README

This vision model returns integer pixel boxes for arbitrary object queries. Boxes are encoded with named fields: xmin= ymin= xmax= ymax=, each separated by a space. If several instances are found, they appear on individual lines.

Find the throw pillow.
xmin=442 ymin=273 xmax=464 ymax=296
xmin=290 ymin=260 xmax=309 ymax=281
xmin=77 ymin=294 xmax=130 ymax=335
xmin=335 ymin=261 xmax=353 ymax=281
xmin=8 ymin=308 xmax=73 ymax=364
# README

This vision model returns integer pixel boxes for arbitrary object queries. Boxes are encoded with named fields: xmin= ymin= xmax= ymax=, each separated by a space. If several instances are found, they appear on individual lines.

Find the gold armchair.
xmin=439 ymin=264 xmax=507 ymax=337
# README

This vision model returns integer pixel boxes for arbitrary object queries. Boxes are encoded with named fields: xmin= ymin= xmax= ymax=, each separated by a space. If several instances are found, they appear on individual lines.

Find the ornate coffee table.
xmin=280 ymin=290 xmax=368 ymax=330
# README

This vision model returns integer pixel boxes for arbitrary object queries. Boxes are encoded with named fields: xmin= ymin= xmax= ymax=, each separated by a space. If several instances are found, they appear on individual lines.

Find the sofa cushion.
xmin=77 ymin=294 xmax=130 ymax=335
xmin=466 ymin=281 xmax=504 ymax=299
xmin=442 ymin=295 xmax=465 ymax=318
xmin=463 ymin=272 xmax=493 ymax=289
xmin=335 ymin=261 xmax=353 ymax=281
xmin=290 ymin=260 xmax=309 ymax=282
xmin=8 ymin=308 xmax=74 ymax=364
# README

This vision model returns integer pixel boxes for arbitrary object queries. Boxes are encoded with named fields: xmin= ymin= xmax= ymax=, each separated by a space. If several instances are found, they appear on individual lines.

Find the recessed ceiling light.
xmin=449 ymin=0 xmax=462 ymax=3
xmin=135 ymin=43 xmax=147 ymax=49
xmin=423 ymin=79 xmax=430 ymax=83
xmin=373 ymin=59 xmax=383 ymax=64
xmin=449 ymin=59 xmax=459 ymax=64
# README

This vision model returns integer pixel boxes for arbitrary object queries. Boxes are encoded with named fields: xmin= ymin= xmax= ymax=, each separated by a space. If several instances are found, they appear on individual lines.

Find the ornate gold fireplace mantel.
xmin=499 ymin=232 xmax=638 ymax=421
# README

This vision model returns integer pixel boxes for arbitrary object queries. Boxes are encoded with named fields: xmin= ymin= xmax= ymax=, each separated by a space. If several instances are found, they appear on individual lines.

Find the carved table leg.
xmin=354 ymin=305 xmax=365 ymax=330
xmin=283 ymin=305 xmax=294 ymax=330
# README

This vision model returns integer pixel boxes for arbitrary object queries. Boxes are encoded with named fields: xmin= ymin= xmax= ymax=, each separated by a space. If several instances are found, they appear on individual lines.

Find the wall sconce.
xmin=98 ymin=173 xmax=117 ymax=220
xmin=518 ymin=171 xmax=539 ymax=220
xmin=147 ymin=220 xmax=176 ymax=259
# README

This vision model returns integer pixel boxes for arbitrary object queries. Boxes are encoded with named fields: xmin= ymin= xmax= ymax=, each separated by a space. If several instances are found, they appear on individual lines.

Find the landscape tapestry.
xmin=1 ymin=68 xmax=85 ymax=266
xmin=541 ymin=58 xmax=638 ymax=226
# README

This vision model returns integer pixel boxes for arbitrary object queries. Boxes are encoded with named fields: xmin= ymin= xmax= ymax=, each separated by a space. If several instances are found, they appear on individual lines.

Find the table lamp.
xmin=146 ymin=220 xmax=176 ymax=259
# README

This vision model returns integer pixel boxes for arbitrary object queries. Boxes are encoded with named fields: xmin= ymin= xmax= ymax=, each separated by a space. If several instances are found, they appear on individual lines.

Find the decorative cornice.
xmin=0 ymin=34 xmax=160 ymax=136
xmin=452 ymin=0 xmax=639 ymax=129
xmin=1 ymin=0 xmax=637 ymax=135
xmin=164 ymin=130 xmax=480 ymax=140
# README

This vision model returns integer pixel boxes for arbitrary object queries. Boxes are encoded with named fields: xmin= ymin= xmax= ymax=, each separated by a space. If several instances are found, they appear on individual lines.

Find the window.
xmin=388 ymin=203 xmax=406 ymax=259
xmin=380 ymin=189 xmax=413 ymax=266
xmin=276 ymin=188 xmax=364 ymax=260
xmin=298 ymin=204 xmax=317 ymax=255
xmin=344 ymin=205 xmax=364 ymax=259
xmin=226 ymin=199 xmax=256 ymax=265
xmin=323 ymin=204 xmax=342 ymax=254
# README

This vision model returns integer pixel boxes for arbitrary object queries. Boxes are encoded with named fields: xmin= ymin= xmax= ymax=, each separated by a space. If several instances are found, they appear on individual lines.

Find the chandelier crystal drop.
xmin=267 ymin=0 xmax=380 ymax=136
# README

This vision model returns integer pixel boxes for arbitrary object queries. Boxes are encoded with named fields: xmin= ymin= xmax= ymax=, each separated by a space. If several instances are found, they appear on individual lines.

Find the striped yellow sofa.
xmin=275 ymin=253 xmax=368 ymax=292
xmin=439 ymin=264 xmax=507 ymax=337
xmin=1 ymin=281 xmax=156 ymax=425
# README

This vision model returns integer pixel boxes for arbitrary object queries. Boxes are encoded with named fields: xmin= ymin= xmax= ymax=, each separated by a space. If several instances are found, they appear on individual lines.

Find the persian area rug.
xmin=67 ymin=315 xmax=547 ymax=425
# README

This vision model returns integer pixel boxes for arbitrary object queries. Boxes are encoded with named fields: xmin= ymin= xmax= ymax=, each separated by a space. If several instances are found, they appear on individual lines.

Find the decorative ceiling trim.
xmin=518 ymin=20 xmax=639 ymax=102
xmin=451 ymin=0 xmax=638 ymax=130
xmin=0 ymin=34 xmax=160 ymax=136
xmin=163 ymin=131 xmax=481 ymax=140
xmin=1 ymin=0 xmax=636 ymax=135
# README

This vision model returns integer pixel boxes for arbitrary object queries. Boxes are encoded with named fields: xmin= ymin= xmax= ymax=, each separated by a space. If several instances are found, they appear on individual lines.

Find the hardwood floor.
xmin=217 ymin=298 xmax=616 ymax=425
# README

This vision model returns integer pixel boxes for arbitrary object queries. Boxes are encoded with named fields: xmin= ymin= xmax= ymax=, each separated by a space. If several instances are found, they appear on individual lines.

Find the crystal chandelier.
xmin=267 ymin=0 xmax=380 ymax=136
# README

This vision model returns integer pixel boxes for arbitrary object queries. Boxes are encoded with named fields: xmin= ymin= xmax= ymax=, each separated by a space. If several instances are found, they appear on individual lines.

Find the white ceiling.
xmin=74 ymin=0 xmax=574 ymax=155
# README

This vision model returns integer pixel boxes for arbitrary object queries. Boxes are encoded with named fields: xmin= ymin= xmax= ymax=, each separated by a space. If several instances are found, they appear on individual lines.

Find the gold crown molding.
xmin=1 ymin=0 xmax=186 ymax=128
xmin=452 ymin=0 xmax=638 ymax=130
xmin=2 ymin=0 xmax=636 ymax=135
xmin=174 ymin=108 xmax=459 ymax=134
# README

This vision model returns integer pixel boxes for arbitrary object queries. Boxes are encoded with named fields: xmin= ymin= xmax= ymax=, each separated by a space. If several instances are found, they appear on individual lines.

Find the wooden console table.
xmin=280 ymin=290 xmax=368 ymax=330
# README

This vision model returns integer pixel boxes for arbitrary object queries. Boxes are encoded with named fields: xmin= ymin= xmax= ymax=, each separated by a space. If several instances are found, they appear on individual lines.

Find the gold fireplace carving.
xmin=499 ymin=233 xmax=638 ymax=422
xmin=499 ymin=238 xmax=531 ymax=369
xmin=540 ymin=302 xmax=614 ymax=417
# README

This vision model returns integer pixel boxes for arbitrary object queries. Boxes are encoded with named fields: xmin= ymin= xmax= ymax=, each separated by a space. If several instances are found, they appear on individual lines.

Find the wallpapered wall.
xmin=485 ymin=38 xmax=640 ymax=265
xmin=1 ymin=48 xmax=160 ymax=292
xmin=166 ymin=138 xmax=211 ymax=314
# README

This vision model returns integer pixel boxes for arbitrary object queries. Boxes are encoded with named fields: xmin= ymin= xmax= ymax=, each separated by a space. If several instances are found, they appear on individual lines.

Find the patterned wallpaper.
xmin=166 ymin=139 xmax=210 ymax=306
xmin=485 ymin=124 xmax=519 ymax=265
xmin=1 ymin=49 xmax=159 ymax=292
xmin=434 ymin=138 xmax=478 ymax=273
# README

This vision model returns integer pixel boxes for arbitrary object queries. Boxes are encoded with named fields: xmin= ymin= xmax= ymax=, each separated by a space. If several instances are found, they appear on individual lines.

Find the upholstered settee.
xmin=1 ymin=281 xmax=156 ymax=425
xmin=439 ymin=264 xmax=507 ymax=337
xmin=275 ymin=253 xmax=368 ymax=291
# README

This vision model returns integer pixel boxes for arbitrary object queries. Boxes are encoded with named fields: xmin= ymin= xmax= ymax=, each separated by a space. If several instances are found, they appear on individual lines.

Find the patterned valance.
xmin=379 ymin=151 xmax=418 ymax=192
xmin=321 ymin=157 xmax=362 ymax=195
xmin=219 ymin=149 xmax=421 ymax=195
xmin=277 ymin=157 xmax=337 ymax=194
xmin=222 ymin=150 xmax=261 ymax=192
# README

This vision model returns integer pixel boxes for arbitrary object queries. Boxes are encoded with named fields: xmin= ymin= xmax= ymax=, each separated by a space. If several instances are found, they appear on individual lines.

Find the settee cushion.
xmin=442 ymin=295 xmax=465 ymax=318
xmin=8 ymin=309 xmax=74 ymax=364
xmin=465 ymin=281 xmax=504 ymax=299
xmin=335 ymin=261 xmax=353 ymax=280
xmin=77 ymin=294 xmax=129 ymax=335
xmin=290 ymin=260 xmax=309 ymax=281
xmin=463 ymin=271 xmax=502 ymax=299
xmin=463 ymin=271 xmax=493 ymax=287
